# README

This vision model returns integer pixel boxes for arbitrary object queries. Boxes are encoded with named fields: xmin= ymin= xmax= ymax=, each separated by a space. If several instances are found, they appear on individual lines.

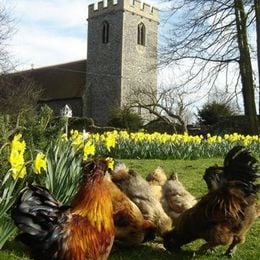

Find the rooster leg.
xmin=197 ymin=242 xmax=217 ymax=255
xmin=224 ymin=242 xmax=238 ymax=257
xmin=225 ymin=235 xmax=244 ymax=258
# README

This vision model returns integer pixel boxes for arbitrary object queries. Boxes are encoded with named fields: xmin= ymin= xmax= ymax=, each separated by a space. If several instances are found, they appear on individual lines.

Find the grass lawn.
xmin=1 ymin=158 xmax=259 ymax=260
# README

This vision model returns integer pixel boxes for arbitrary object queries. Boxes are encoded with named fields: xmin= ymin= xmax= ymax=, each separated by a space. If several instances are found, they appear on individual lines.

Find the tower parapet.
xmin=88 ymin=0 xmax=159 ymax=22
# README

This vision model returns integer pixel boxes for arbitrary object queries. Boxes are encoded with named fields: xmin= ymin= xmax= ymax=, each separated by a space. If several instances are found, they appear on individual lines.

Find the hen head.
xmin=82 ymin=159 xmax=109 ymax=180
xmin=146 ymin=166 xmax=167 ymax=186
xmin=163 ymin=229 xmax=181 ymax=252
xmin=203 ymin=166 xmax=224 ymax=191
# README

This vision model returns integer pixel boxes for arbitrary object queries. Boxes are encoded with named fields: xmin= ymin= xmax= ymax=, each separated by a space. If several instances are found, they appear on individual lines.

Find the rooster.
xmin=203 ymin=145 xmax=259 ymax=190
xmin=163 ymin=146 xmax=259 ymax=257
xmin=111 ymin=163 xmax=172 ymax=236
xmin=204 ymin=146 xmax=260 ymax=218
xmin=12 ymin=159 xmax=115 ymax=260
xmin=104 ymin=173 xmax=156 ymax=246
xmin=161 ymin=172 xmax=197 ymax=225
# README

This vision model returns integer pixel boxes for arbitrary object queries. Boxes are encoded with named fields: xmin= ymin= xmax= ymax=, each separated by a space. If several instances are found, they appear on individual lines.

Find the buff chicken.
xmin=146 ymin=166 xmax=167 ymax=201
xmin=111 ymin=163 xmax=172 ymax=236
xmin=104 ymin=173 xmax=156 ymax=246
xmin=161 ymin=172 xmax=197 ymax=225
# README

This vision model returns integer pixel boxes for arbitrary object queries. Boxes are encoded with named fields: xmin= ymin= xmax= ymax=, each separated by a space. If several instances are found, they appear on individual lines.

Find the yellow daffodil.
xmin=9 ymin=134 xmax=27 ymax=180
xmin=61 ymin=133 xmax=68 ymax=141
xmin=83 ymin=141 xmax=96 ymax=160
xmin=105 ymin=134 xmax=116 ymax=151
xmin=33 ymin=152 xmax=47 ymax=174
xmin=57 ymin=130 xmax=260 ymax=161
xmin=11 ymin=134 xmax=26 ymax=153
xmin=106 ymin=157 xmax=114 ymax=170
xmin=10 ymin=164 xmax=27 ymax=180
xmin=70 ymin=130 xmax=84 ymax=149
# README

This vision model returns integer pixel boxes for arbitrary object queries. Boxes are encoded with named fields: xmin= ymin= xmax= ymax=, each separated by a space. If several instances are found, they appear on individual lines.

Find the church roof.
xmin=14 ymin=60 xmax=86 ymax=101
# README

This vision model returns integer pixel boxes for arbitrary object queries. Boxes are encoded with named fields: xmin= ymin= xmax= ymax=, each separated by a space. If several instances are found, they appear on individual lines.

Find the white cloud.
xmin=9 ymin=26 xmax=87 ymax=70
xmin=10 ymin=0 xmax=91 ymax=28
xmin=5 ymin=0 xmax=90 ymax=70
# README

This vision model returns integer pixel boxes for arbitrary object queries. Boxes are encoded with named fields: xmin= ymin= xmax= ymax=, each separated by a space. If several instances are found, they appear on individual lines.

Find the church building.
xmin=15 ymin=0 xmax=159 ymax=125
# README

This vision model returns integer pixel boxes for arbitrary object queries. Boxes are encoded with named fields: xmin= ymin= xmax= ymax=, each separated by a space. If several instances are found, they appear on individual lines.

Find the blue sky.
xmin=4 ymin=0 xmax=167 ymax=70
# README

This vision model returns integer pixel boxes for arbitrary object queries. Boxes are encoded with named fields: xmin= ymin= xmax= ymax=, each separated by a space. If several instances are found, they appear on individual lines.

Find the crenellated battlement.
xmin=88 ymin=0 xmax=159 ymax=22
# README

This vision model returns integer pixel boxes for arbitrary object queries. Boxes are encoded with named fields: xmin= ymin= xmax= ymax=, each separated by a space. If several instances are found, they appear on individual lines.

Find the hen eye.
xmin=82 ymin=161 xmax=96 ymax=174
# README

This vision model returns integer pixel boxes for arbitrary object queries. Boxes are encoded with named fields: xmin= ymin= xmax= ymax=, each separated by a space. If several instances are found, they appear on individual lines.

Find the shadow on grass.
xmin=110 ymin=238 xmax=240 ymax=260
xmin=110 ymin=241 xmax=197 ymax=260
xmin=2 ymin=219 xmax=259 ymax=260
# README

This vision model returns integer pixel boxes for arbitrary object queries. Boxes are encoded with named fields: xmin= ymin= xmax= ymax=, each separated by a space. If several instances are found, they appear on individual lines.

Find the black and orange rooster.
xmin=204 ymin=145 xmax=260 ymax=217
xmin=12 ymin=159 xmax=115 ymax=260
xmin=203 ymin=145 xmax=259 ymax=191
xmin=163 ymin=146 xmax=259 ymax=257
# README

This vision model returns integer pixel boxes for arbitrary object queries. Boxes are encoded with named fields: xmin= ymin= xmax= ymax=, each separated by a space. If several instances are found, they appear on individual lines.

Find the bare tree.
xmin=0 ymin=4 xmax=13 ymax=73
xmin=0 ymin=4 xmax=41 ymax=115
xmin=255 ymin=0 xmax=260 ymax=113
xmin=161 ymin=0 xmax=258 ymax=134
xmin=207 ymin=86 xmax=241 ymax=113
xmin=0 ymin=74 xmax=41 ymax=115
xmin=126 ymin=85 xmax=196 ymax=133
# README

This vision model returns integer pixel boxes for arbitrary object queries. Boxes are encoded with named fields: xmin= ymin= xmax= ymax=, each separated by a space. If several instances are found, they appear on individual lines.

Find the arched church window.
xmin=138 ymin=106 xmax=142 ymax=115
xmin=102 ymin=21 xmax=109 ymax=43
xmin=137 ymin=23 xmax=145 ymax=46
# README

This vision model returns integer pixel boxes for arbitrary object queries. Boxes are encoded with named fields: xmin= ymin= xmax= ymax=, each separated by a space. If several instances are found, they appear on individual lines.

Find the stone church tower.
xmin=85 ymin=0 xmax=159 ymax=125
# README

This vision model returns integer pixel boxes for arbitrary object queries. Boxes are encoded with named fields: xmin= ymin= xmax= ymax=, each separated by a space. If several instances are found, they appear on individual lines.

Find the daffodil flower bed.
xmin=70 ymin=130 xmax=260 ymax=159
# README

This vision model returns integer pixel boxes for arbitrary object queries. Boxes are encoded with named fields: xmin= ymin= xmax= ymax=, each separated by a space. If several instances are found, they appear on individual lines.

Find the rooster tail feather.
xmin=11 ymin=184 xmax=63 ymax=240
xmin=223 ymin=146 xmax=259 ymax=183
xmin=224 ymin=146 xmax=246 ymax=167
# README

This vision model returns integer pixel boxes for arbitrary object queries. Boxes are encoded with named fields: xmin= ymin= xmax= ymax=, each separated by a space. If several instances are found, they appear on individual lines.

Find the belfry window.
xmin=102 ymin=21 xmax=109 ymax=43
xmin=138 ymin=106 xmax=142 ymax=115
xmin=137 ymin=23 xmax=145 ymax=46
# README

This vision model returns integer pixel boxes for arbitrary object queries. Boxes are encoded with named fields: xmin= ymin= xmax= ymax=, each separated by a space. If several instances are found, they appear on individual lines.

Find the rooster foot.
xmin=224 ymin=243 xmax=237 ymax=258
xmin=224 ymin=249 xmax=235 ymax=258
xmin=224 ymin=252 xmax=233 ymax=258
xmin=196 ymin=243 xmax=216 ymax=255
